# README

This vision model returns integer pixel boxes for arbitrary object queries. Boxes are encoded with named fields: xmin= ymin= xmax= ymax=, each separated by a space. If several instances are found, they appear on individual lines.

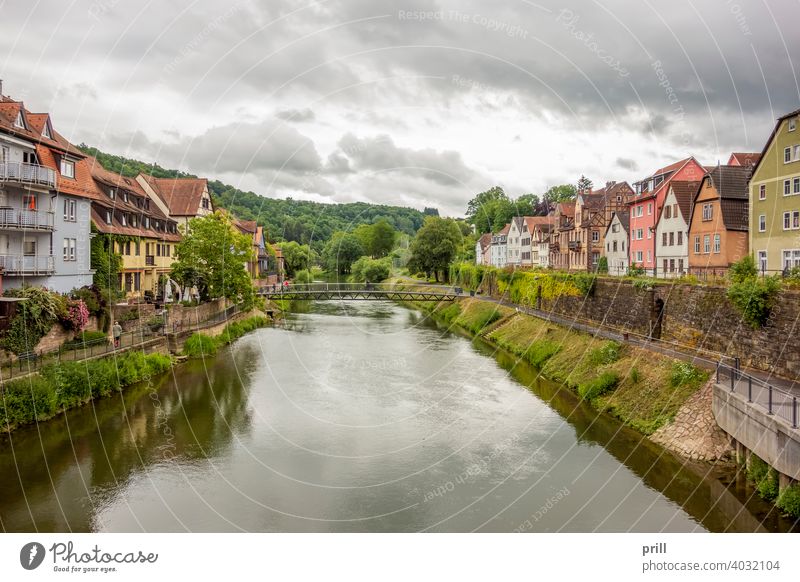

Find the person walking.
xmin=112 ymin=321 xmax=122 ymax=349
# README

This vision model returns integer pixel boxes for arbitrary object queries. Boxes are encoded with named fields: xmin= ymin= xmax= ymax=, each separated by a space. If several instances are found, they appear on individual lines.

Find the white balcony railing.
xmin=0 ymin=254 xmax=55 ymax=274
xmin=0 ymin=162 xmax=57 ymax=188
xmin=0 ymin=208 xmax=55 ymax=230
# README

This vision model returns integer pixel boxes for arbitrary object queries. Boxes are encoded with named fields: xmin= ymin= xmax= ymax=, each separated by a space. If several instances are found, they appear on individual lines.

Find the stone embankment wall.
xmin=487 ymin=277 xmax=800 ymax=380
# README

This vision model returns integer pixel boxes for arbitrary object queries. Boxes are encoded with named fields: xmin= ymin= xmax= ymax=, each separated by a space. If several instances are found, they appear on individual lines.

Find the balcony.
xmin=0 ymin=162 xmax=56 ymax=189
xmin=145 ymin=255 xmax=155 ymax=266
xmin=568 ymin=240 xmax=582 ymax=251
xmin=0 ymin=208 xmax=55 ymax=231
xmin=0 ymin=254 xmax=55 ymax=275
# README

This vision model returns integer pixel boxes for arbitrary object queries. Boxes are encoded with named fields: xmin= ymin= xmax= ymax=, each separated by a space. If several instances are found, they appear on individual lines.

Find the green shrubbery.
xmin=0 ymin=351 xmax=173 ymax=431
xmin=350 ymin=257 xmax=391 ymax=283
xmin=747 ymin=455 xmax=779 ymax=501
xmin=578 ymin=371 xmax=620 ymax=400
xmin=523 ymin=340 xmax=562 ymax=368
xmin=669 ymin=361 xmax=706 ymax=388
xmin=183 ymin=316 xmax=269 ymax=358
xmin=776 ymin=484 xmax=800 ymax=517
xmin=589 ymin=342 xmax=621 ymax=366
xmin=727 ymin=255 xmax=782 ymax=328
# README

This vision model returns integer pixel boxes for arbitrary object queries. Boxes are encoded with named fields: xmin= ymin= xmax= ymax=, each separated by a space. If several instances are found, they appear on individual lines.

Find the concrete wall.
xmin=712 ymin=382 xmax=800 ymax=481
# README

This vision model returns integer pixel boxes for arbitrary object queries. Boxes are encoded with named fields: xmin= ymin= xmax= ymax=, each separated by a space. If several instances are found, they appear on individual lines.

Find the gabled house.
xmin=506 ymin=217 xmax=525 ymax=267
xmin=728 ymin=152 xmax=761 ymax=169
xmin=491 ymin=223 xmax=510 ymax=268
xmin=136 ymin=174 xmax=213 ymax=231
xmin=688 ymin=165 xmax=749 ymax=275
xmin=234 ymin=219 xmax=260 ymax=279
xmin=87 ymin=157 xmax=181 ymax=299
xmin=475 ymin=233 xmax=492 ymax=266
xmin=523 ymin=216 xmax=555 ymax=267
xmin=579 ymin=181 xmax=634 ymax=270
xmin=655 ymin=181 xmax=699 ymax=278
xmin=604 ymin=210 xmax=630 ymax=275
xmin=0 ymin=90 xmax=94 ymax=292
xmin=629 ymin=157 xmax=706 ymax=275
xmin=749 ymin=109 xmax=800 ymax=273
xmin=537 ymin=224 xmax=554 ymax=269
xmin=550 ymin=202 xmax=576 ymax=270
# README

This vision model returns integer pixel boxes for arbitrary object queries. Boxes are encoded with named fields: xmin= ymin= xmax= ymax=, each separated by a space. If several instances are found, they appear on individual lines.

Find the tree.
xmin=542 ymin=184 xmax=577 ymax=210
xmin=423 ymin=207 xmax=439 ymax=216
xmin=407 ymin=216 xmax=463 ymax=282
xmin=577 ymin=175 xmax=593 ymax=193
xmin=466 ymin=186 xmax=509 ymax=233
xmin=350 ymin=257 xmax=391 ymax=283
xmin=515 ymin=193 xmax=541 ymax=216
xmin=323 ymin=232 xmax=365 ymax=274
xmin=368 ymin=219 xmax=397 ymax=258
xmin=171 ymin=211 xmax=255 ymax=305
xmin=277 ymin=240 xmax=314 ymax=277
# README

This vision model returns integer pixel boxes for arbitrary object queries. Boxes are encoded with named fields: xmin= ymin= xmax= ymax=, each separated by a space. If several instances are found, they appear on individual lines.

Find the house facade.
xmin=629 ymin=157 xmax=706 ymax=275
xmin=87 ymin=158 xmax=180 ymax=299
xmin=580 ymin=181 xmax=634 ymax=271
xmin=749 ymin=109 xmax=800 ymax=273
xmin=550 ymin=202 xmax=576 ymax=270
xmin=523 ymin=216 xmax=554 ymax=267
xmin=654 ymin=181 xmax=698 ymax=278
xmin=604 ymin=211 xmax=629 ymax=275
xmin=0 ymin=95 xmax=93 ymax=293
xmin=506 ymin=217 xmax=524 ymax=267
xmin=475 ymin=233 xmax=492 ymax=266
xmin=490 ymin=224 xmax=509 ymax=268
xmin=688 ymin=165 xmax=749 ymax=275
xmin=136 ymin=174 xmax=213 ymax=231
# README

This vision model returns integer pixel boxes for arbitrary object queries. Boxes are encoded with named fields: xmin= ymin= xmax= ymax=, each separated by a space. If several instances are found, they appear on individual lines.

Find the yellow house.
xmin=749 ymin=108 xmax=800 ymax=273
xmin=87 ymin=158 xmax=181 ymax=299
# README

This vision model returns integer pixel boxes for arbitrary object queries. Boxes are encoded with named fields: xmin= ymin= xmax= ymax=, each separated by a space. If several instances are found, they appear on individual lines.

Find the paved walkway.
xmin=394 ymin=276 xmax=800 ymax=396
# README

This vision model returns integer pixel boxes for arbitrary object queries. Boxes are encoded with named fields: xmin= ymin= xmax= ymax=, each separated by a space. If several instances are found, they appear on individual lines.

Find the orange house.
xmin=687 ymin=166 xmax=750 ymax=275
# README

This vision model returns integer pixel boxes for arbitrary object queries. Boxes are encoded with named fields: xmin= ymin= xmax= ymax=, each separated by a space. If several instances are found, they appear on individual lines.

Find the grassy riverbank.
xmin=183 ymin=315 xmax=270 ymax=358
xmin=405 ymin=295 xmax=708 ymax=436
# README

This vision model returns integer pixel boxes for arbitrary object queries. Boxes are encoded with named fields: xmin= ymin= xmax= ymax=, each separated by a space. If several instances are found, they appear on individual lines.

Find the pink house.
xmin=628 ymin=157 xmax=705 ymax=275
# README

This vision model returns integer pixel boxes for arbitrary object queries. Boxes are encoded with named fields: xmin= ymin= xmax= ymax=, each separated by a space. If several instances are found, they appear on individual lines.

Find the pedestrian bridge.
xmin=257 ymin=282 xmax=459 ymax=302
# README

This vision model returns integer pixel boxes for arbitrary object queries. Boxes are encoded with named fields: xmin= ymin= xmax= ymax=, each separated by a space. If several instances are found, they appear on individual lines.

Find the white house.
xmin=523 ymin=216 xmax=555 ymax=268
xmin=475 ymin=233 xmax=492 ymax=265
xmin=490 ymin=223 xmax=510 ymax=268
xmin=506 ymin=217 xmax=524 ymax=267
xmin=604 ymin=211 xmax=630 ymax=275
xmin=655 ymin=181 xmax=698 ymax=278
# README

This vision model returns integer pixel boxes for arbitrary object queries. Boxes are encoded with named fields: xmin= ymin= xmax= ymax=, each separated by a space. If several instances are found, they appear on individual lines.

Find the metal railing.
xmin=0 ymin=254 xmax=55 ymax=274
xmin=716 ymin=360 xmax=799 ymax=429
xmin=0 ymin=208 xmax=54 ymax=230
xmin=0 ymin=161 xmax=56 ymax=188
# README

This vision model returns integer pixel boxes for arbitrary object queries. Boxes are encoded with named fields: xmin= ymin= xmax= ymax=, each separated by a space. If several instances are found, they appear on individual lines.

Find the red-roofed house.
xmin=629 ymin=157 xmax=705 ymax=275
xmin=727 ymin=152 xmax=761 ymax=169
xmin=136 ymin=174 xmax=213 ymax=230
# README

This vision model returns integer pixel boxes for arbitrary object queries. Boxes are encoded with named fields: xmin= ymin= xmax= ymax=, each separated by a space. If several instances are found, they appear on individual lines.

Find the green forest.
xmin=78 ymin=145 xmax=433 ymax=252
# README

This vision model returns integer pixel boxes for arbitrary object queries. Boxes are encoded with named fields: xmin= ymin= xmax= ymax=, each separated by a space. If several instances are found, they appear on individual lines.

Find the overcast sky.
xmin=2 ymin=0 xmax=798 ymax=216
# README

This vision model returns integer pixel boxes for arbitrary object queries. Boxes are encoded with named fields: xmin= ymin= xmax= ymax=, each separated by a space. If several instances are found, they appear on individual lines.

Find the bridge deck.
xmin=259 ymin=289 xmax=457 ymax=301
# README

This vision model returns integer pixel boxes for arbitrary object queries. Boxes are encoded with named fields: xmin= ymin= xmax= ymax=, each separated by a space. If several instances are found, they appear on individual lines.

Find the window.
xmin=622 ymin=240 xmax=625 ymax=251
xmin=668 ymin=232 xmax=674 ymax=246
xmin=144 ymin=217 xmax=150 ymax=228
xmin=635 ymin=251 xmax=643 ymax=262
xmin=669 ymin=259 xmax=675 ymax=272
xmin=166 ymin=244 xmax=171 ymax=257
xmin=784 ymin=212 xmax=792 ymax=230
xmin=647 ymin=250 xmax=651 ymax=262
xmin=647 ymin=203 xmax=652 ymax=215
xmin=663 ymin=259 xmax=668 ymax=274
xmin=662 ymin=232 xmax=668 ymax=246
xmin=121 ymin=214 xmax=127 ymax=226
xmin=23 ymin=240 xmax=36 ymax=256
xmin=785 ymin=180 xmax=792 ymax=196
xmin=612 ymin=223 xmax=619 ymax=233
xmin=677 ymin=231 xmax=683 ymax=245
xmin=135 ymin=241 xmax=140 ymax=256
xmin=591 ymin=231 xmax=599 ymax=242
xmin=63 ymin=199 xmax=76 ymax=221
xmin=60 ymin=159 xmax=75 ymax=178
xmin=14 ymin=111 xmax=25 ymax=128
xmin=674 ymin=203 xmax=679 ymax=217
xmin=62 ymin=238 xmax=76 ymax=261
xmin=759 ymin=184 xmax=766 ymax=200
xmin=703 ymin=235 xmax=710 ymax=253
xmin=123 ymin=192 xmax=129 ymax=203
xmin=758 ymin=250 xmax=767 ymax=272
xmin=794 ymin=178 xmax=800 ymax=194
xmin=713 ymin=234 xmax=721 ymax=253
xmin=105 ymin=209 xmax=112 ymax=224
xmin=612 ymin=240 xmax=617 ymax=252
xmin=759 ymin=214 xmax=766 ymax=232
xmin=795 ymin=210 xmax=800 ymax=229
xmin=702 ymin=203 xmax=713 ymax=221
xmin=678 ymin=259 xmax=684 ymax=273
xmin=785 ymin=147 xmax=792 ymax=163
xmin=694 ymin=235 xmax=700 ymax=253
xmin=783 ymin=249 xmax=800 ymax=269
xmin=23 ymin=194 xmax=36 ymax=210
xmin=795 ymin=145 xmax=800 ymax=161
xmin=109 ymin=188 xmax=116 ymax=200
xmin=665 ymin=205 xmax=672 ymax=219
xmin=647 ymin=228 xmax=652 ymax=239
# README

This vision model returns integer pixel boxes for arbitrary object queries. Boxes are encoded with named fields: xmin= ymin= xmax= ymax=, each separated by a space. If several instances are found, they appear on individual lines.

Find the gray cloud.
xmin=615 ymin=157 xmax=638 ymax=172
xmin=275 ymin=108 xmax=316 ymax=122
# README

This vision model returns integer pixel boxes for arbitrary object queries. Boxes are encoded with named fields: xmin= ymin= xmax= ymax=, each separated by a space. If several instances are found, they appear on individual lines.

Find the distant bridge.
xmin=257 ymin=282 xmax=459 ymax=301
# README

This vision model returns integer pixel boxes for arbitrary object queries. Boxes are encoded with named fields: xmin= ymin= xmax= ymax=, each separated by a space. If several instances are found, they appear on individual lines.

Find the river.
xmin=0 ymin=301 xmax=791 ymax=532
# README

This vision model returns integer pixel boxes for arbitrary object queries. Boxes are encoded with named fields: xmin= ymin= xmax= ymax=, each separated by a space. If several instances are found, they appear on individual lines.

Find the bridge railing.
xmin=259 ymin=282 xmax=463 ymax=294
xmin=716 ymin=360 xmax=799 ymax=429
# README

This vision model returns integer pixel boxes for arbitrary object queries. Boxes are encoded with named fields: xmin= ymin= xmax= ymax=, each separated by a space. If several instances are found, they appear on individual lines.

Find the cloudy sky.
xmin=2 ymin=0 xmax=798 ymax=216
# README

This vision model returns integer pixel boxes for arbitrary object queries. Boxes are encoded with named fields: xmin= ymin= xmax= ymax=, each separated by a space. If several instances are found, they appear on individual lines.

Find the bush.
xmin=293 ymin=269 xmax=314 ymax=284
xmin=183 ymin=333 xmax=220 ymax=358
xmin=578 ymin=371 xmax=620 ymax=400
xmin=63 ymin=330 xmax=109 ymax=349
xmin=597 ymin=256 xmax=608 ymax=274
xmin=776 ymin=484 xmax=800 ymax=517
xmin=630 ymin=367 xmax=641 ymax=384
xmin=729 ymin=255 xmax=759 ymax=283
xmin=747 ymin=455 xmax=779 ymax=501
xmin=524 ymin=340 xmax=561 ymax=368
xmin=2 ymin=287 xmax=66 ymax=354
xmin=627 ymin=263 xmax=646 ymax=277
xmin=350 ymin=257 xmax=391 ymax=283
xmin=727 ymin=276 xmax=781 ymax=328
xmin=669 ymin=361 xmax=705 ymax=388
xmin=589 ymin=342 xmax=621 ymax=366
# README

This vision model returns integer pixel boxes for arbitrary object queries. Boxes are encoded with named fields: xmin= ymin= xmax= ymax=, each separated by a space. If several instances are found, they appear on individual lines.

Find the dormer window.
xmin=144 ymin=216 xmax=150 ymax=228
xmin=123 ymin=192 xmax=129 ymax=203
xmin=42 ymin=122 xmax=52 ymax=139
xmin=14 ymin=111 xmax=25 ymax=129
xmin=790 ymin=118 xmax=797 ymax=132
xmin=60 ymin=159 xmax=75 ymax=179
xmin=105 ymin=209 xmax=112 ymax=224
xmin=109 ymin=188 xmax=116 ymax=200
xmin=121 ymin=214 xmax=127 ymax=226
xmin=145 ymin=199 xmax=150 ymax=210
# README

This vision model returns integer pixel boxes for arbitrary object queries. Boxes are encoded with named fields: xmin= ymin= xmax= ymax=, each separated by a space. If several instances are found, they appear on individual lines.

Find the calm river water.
xmin=0 ymin=301 xmax=792 ymax=532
